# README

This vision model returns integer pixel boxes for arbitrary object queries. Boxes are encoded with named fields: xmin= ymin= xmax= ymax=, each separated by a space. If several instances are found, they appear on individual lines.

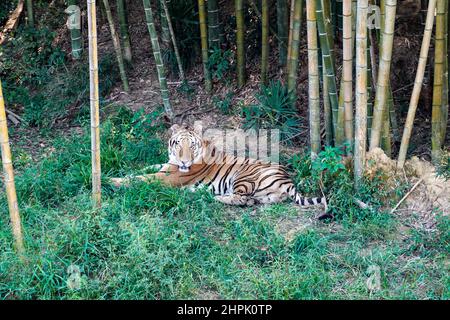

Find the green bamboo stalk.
xmin=143 ymin=0 xmax=174 ymax=118
xmin=354 ymin=0 xmax=368 ymax=189
xmin=160 ymin=0 xmax=171 ymax=51
xmin=367 ymin=32 xmax=374 ymax=140
xmin=388 ymin=89 xmax=400 ymax=142
xmin=207 ymin=0 xmax=220 ymax=49
xmin=367 ymin=1 xmax=376 ymax=137
xmin=324 ymin=0 xmax=344 ymax=146
xmin=441 ymin=0 xmax=449 ymax=144
xmin=381 ymin=97 xmax=392 ymax=156
xmin=236 ymin=0 xmax=245 ymax=87
xmin=287 ymin=0 xmax=303 ymax=94
xmin=306 ymin=0 xmax=321 ymax=157
xmin=286 ymin=0 xmax=296 ymax=73
xmin=372 ymin=0 xmax=399 ymax=145
xmin=316 ymin=0 xmax=341 ymax=144
xmin=117 ymin=0 xmax=132 ymax=63
xmin=331 ymin=0 xmax=338 ymax=35
xmin=261 ymin=0 xmax=269 ymax=85
xmin=26 ymin=0 xmax=34 ymax=27
xmin=343 ymin=0 xmax=353 ymax=152
xmin=322 ymin=0 xmax=335 ymax=65
xmin=198 ymin=0 xmax=212 ymax=91
xmin=161 ymin=0 xmax=185 ymax=80
xmin=87 ymin=0 xmax=101 ymax=208
xmin=66 ymin=1 xmax=83 ymax=60
xmin=432 ymin=0 xmax=446 ymax=162
xmin=322 ymin=57 xmax=334 ymax=146
xmin=102 ymin=0 xmax=129 ymax=92
xmin=277 ymin=0 xmax=289 ymax=66
xmin=318 ymin=28 xmax=333 ymax=145
xmin=369 ymin=0 xmax=397 ymax=150
xmin=250 ymin=0 xmax=287 ymax=50
xmin=0 ymin=80 xmax=25 ymax=255
xmin=397 ymin=0 xmax=436 ymax=169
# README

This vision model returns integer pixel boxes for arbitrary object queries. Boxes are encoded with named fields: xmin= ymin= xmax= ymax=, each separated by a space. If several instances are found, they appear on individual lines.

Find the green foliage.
xmin=162 ymin=0 xmax=200 ymax=72
xmin=0 ymin=0 xmax=16 ymax=27
xmin=241 ymin=81 xmax=302 ymax=143
xmin=0 ymin=27 xmax=120 ymax=128
xmin=212 ymin=91 xmax=234 ymax=115
xmin=176 ymin=80 xmax=195 ymax=99
xmin=1 ymin=28 xmax=65 ymax=88
xmin=0 ymin=119 xmax=447 ymax=299
xmin=0 ymin=1 xmax=447 ymax=300
xmin=436 ymin=153 xmax=450 ymax=180
xmin=207 ymin=48 xmax=233 ymax=82
xmin=407 ymin=213 xmax=449 ymax=254
xmin=289 ymin=146 xmax=397 ymax=221
xmin=13 ymin=106 xmax=166 ymax=206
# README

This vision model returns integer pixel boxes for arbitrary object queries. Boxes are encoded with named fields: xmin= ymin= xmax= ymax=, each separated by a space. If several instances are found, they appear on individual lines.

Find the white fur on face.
xmin=168 ymin=131 xmax=203 ymax=172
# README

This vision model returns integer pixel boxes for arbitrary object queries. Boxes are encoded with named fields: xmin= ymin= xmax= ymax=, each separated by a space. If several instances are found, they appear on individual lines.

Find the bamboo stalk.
xmin=381 ymin=97 xmax=392 ymax=156
xmin=236 ymin=0 xmax=245 ymax=87
xmin=287 ymin=0 xmax=303 ymax=94
xmin=379 ymin=0 xmax=393 ymax=154
xmin=441 ymin=0 xmax=449 ymax=144
xmin=116 ymin=0 xmax=132 ymax=63
xmin=160 ymin=0 xmax=171 ymax=51
xmin=161 ymin=0 xmax=185 ymax=81
xmin=250 ymin=0 xmax=288 ymax=51
xmin=367 ymin=32 xmax=374 ymax=140
xmin=102 ymin=0 xmax=129 ymax=92
xmin=26 ymin=0 xmax=34 ymax=27
xmin=306 ymin=0 xmax=321 ymax=157
xmin=354 ymin=0 xmax=368 ymax=188
xmin=343 ymin=0 xmax=353 ymax=153
xmin=369 ymin=0 xmax=397 ymax=150
xmin=207 ymin=0 xmax=220 ymax=49
xmin=198 ymin=0 xmax=212 ymax=92
xmin=261 ymin=0 xmax=269 ymax=85
xmin=323 ymin=55 xmax=334 ymax=146
xmin=388 ymin=89 xmax=400 ymax=142
xmin=316 ymin=0 xmax=341 ymax=144
xmin=143 ymin=0 xmax=174 ymax=118
xmin=324 ymin=0 xmax=344 ymax=145
xmin=66 ymin=1 xmax=83 ymax=60
xmin=322 ymin=0 xmax=335 ymax=65
xmin=397 ymin=0 xmax=437 ymax=169
xmin=286 ymin=0 xmax=296 ymax=72
xmin=367 ymin=3 xmax=376 ymax=137
xmin=432 ymin=0 xmax=446 ymax=162
xmin=277 ymin=0 xmax=289 ymax=66
xmin=87 ymin=0 xmax=101 ymax=208
xmin=0 ymin=80 xmax=24 ymax=254
xmin=372 ymin=0 xmax=399 ymax=145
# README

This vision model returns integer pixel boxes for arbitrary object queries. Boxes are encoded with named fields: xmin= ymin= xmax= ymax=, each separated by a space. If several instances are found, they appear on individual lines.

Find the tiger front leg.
xmin=215 ymin=194 xmax=256 ymax=206
xmin=110 ymin=164 xmax=177 ymax=187
xmin=109 ymin=173 xmax=160 ymax=187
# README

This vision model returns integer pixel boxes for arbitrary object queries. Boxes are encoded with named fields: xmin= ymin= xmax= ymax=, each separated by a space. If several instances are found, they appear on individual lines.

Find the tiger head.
xmin=168 ymin=122 xmax=205 ymax=173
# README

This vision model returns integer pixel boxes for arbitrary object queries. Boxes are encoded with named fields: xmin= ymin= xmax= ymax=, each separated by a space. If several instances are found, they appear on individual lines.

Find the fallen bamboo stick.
xmin=0 ymin=0 xmax=25 ymax=45
xmin=391 ymin=178 xmax=424 ymax=214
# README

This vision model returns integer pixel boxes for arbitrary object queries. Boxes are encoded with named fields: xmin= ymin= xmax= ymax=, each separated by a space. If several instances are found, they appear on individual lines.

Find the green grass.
xmin=1 ymin=106 xmax=448 ymax=300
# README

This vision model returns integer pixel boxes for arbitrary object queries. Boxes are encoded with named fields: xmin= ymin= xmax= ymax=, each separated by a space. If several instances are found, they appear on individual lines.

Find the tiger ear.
xmin=193 ymin=121 xmax=203 ymax=135
xmin=168 ymin=123 xmax=182 ymax=135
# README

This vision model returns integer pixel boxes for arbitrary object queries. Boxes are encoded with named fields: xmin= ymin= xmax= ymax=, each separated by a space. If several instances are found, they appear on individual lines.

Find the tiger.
xmin=110 ymin=123 xmax=326 ymax=209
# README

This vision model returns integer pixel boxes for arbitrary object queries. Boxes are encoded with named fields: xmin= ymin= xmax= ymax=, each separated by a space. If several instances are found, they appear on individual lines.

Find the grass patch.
xmin=1 ymin=116 xmax=448 ymax=299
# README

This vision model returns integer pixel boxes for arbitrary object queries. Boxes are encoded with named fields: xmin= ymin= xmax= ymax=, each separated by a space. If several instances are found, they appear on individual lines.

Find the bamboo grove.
xmin=0 ymin=1 xmax=449 ymax=252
